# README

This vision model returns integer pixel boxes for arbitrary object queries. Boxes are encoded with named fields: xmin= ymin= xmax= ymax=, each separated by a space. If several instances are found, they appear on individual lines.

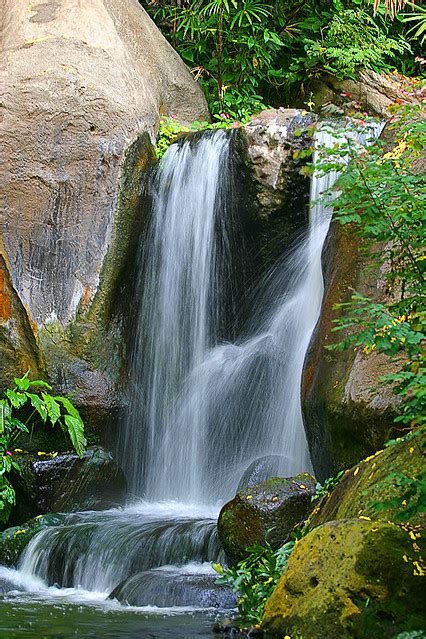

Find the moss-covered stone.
xmin=307 ymin=429 xmax=425 ymax=530
xmin=9 ymin=446 xmax=127 ymax=526
xmin=217 ymin=474 xmax=316 ymax=562
xmin=262 ymin=519 xmax=425 ymax=639
xmin=0 ymin=513 xmax=65 ymax=567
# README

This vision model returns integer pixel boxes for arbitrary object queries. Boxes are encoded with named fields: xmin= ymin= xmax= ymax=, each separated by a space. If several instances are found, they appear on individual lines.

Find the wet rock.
xmin=238 ymin=109 xmax=315 ymax=271
xmin=307 ymin=429 xmax=426 ymax=530
xmin=0 ymin=0 xmax=208 ymax=430
xmin=0 ymin=513 xmax=65 ymax=567
xmin=237 ymin=456 xmax=290 ymax=492
xmin=109 ymin=566 xmax=236 ymax=609
xmin=302 ymin=221 xmax=401 ymax=480
xmin=242 ymin=108 xmax=315 ymax=218
xmin=217 ymin=474 xmax=317 ymax=562
xmin=10 ymin=447 xmax=126 ymax=525
xmin=262 ymin=519 xmax=425 ymax=638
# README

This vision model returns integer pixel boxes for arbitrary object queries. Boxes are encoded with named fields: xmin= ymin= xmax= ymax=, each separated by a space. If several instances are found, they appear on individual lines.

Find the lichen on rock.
xmin=262 ymin=519 xmax=425 ymax=639
xmin=217 ymin=474 xmax=317 ymax=562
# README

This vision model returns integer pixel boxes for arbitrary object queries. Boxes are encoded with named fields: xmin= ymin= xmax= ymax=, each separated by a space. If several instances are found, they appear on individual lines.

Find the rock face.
xmin=307 ymin=430 xmax=425 ymax=530
xmin=10 ymin=447 xmax=126 ymax=525
xmin=110 ymin=568 xmax=236 ymax=609
xmin=0 ymin=0 xmax=208 ymax=429
xmin=308 ymin=69 xmax=418 ymax=117
xmin=302 ymin=222 xmax=401 ymax=480
xmin=237 ymin=455 xmax=290 ymax=492
xmin=217 ymin=475 xmax=316 ymax=562
xmin=238 ymin=109 xmax=314 ymax=269
xmin=262 ymin=519 xmax=425 ymax=639
xmin=0 ymin=513 xmax=65 ymax=567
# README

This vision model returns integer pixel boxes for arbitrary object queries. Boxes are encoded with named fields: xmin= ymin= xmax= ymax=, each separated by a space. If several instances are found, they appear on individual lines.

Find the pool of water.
xmin=0 ymin=593 xmax=221 ymax=639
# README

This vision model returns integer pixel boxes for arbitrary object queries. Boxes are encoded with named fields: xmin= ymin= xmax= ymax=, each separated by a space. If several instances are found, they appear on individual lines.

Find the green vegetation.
xmin=142 ymin=0 xmax=424 ymax=117
xmin=316 ymin=96 xmax=425 ymax=429
xmin=155 ymin=114 xmax=239 ymax=159
xmin=213 ymin=540 xmax=295 ymax=624
xmin=0 ymin=372 xmax=86 ymax=523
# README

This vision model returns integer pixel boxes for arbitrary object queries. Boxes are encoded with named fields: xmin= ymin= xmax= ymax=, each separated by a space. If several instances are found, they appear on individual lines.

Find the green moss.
xmin=262 ymin=519 xmax=425 ymax=639
xmin=0 ymin=513 xmax=65 ymax=566
xmin=306 ymin=429 xmax=425 ymax=530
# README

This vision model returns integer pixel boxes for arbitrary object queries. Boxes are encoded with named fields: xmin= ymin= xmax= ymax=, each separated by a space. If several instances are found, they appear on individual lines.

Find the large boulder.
xmin=109 ymin=567 xmax=236 ymax=609
xmin=217 ymin=474 xmax=316 ymax=562
xmin=10 ymin=446 xmax=126 ymax=525
xmin=0 ymin=0 xmax=208 ymax=431
xmin=302 ymin=221 xmax=401 ymax=480
xmin=262 ymin=519 xmax=425 ymax=639
xmin=307 ymin=429 xmax=425 ymax=530
xmin=237 ymin=455 xmax=291 ymax=492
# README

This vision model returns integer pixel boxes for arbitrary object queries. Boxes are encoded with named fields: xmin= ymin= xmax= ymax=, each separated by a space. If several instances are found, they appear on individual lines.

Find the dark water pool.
xmin=0 ymin=596 xmax=220 ymax=639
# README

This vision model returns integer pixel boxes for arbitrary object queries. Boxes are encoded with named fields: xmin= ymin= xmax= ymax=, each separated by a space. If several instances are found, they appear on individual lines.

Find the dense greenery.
xmin=0 ymin=372 xmax=86 ymax=523
xmin=316 ymin=94 xmax=425 ymax=429
xmin=142 ymin=0 xmax=423 ymax=117
xmin=213 ymin=540 xmax=295 ymax=624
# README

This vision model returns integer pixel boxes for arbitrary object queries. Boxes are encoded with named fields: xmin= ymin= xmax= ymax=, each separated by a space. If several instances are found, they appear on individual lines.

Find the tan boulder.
xmin=0 ymin=0 xmax=208 ymax=427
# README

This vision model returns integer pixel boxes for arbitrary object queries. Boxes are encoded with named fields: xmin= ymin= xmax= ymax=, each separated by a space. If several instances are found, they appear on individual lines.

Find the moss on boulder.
xmin=262 ymin=519 xmax=425 ymax=638
xmin=217 ymin=474 xmax=316 ymax=562
xmin=0 ymin=513 xmax=65 ymax=567
xmin=307 ymin=429 xmax=425 ymax=530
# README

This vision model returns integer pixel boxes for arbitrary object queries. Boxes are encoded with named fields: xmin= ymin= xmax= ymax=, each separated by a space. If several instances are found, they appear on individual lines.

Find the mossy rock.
xmin=0 ymin=513 xmax=65 ymax=567
xmin=307 ymin=429 xmax=425 ymax=530
xmin=9 ymin=446 xmax=127 ymax=526
xmin=262 ymin=519 xmax=425 ymax=638
xmin=217 ymin=474 xmax=316 ymax=562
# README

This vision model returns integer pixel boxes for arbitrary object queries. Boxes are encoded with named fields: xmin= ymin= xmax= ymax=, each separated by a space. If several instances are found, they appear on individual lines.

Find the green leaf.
xmin=5 ymin=390 xmax=27 ymax=409
xmin=27 ymin=393 xmax=48 ymax=423
xmin=14 ymin=372 xmax=30 ymax=391
xmin=64 ymin=414 xmax=87 ymax=458
xmin=42 ymin=393 xmax=61 ymax=426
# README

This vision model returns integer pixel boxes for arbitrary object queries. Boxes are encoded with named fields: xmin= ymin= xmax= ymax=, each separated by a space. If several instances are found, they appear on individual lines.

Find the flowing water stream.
xmin=0 ymin=123 xmax=382 ymax=638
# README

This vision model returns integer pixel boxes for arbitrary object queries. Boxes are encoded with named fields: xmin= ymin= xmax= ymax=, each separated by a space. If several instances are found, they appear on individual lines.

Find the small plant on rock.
xmin=213 ymin=540 xmax=295 ymax=624
xmin=0 ymin=372 xmax=86 ymax=523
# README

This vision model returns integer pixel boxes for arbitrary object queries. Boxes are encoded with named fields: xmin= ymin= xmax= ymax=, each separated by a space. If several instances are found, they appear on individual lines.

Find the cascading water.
xmin=2 ymin=122 xmax=383 ymax=629
xmin=122 ymin=131 xmax=237 ymax=501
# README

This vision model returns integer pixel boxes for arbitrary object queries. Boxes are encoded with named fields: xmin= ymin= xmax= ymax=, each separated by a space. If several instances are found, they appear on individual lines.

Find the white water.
xmin=122 ymin=126 xmax=360 ymax=504
xmin=2 ymin=122 xmax=383 ymax=613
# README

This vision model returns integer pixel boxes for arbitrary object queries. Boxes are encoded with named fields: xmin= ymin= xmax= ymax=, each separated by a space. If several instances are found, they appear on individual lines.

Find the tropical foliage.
xmin=213 ymin=540 xmax=295 ymax=623
xmin=0 ymin=372 xmax=86 ymax=523
xmin=315 ymin=92 xmax=425 ymax=429
xmin=141 ymin=0 xmax=423 ymax=116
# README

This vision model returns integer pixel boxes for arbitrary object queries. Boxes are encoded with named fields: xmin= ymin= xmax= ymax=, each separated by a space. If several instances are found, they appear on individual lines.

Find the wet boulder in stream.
xmin=10 ymin=447 xmax=126 ymax=525
xmin=217 ymin=474 xmax=317 ymax=562
xmin=109 ymin=565 xmax=236 ymax=609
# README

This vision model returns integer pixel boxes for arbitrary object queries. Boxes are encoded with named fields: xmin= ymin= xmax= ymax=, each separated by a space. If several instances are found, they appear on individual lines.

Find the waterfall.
xmin=121 ymin=130 xmax=237 ymax=501
xmin=14 ymin=120 xmax=383 ymax=607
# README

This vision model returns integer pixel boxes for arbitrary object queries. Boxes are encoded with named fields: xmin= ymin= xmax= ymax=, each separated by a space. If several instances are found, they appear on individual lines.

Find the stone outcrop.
xmin=308 ymin=69 xmax=418 ymax=117
xmin=0 ymin=0 xmax=208 ymax=430
xmin=307 ymin=429 xmax=425 ymax=530
xmin=217 ymin=474 xmax=316 ymax=562
xmin=109 ymin=568 xmax=236 ymax=609
xmin=10 ymin=447 xmax=126 ymax=525
xmin=262 ymin=519 xmax=425 ymax=639
xmin=238 ymin=109 xmax=315 ymax=269
xmin=302 ymin=220 xmax=401 ymax=480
